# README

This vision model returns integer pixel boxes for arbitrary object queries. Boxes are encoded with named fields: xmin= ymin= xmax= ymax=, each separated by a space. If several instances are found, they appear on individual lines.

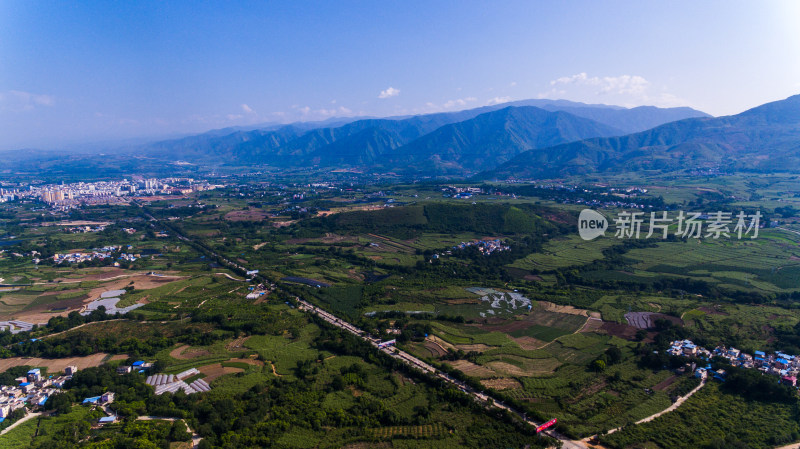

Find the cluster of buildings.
xmin=441 ymin=186 xmax=483 ymax=199
xmin=454 ymin=239 xmax=510 ymax=255
xmin=0 ymin=188 xmax=19 ymax=203
xmin=669 ymin=340 xmax=800 ymax=386
xmin=0 ymin=367 xmax=77 ymax=421
xmin=64 ymin=224 xmax=107 ymax=233
xmin=3 ymin=177 xmax=219 ymax=209
xmin=53 ymin=245 xmax=138 ymax=265
xmin=145 ymin=367 xmax=211 ymax=395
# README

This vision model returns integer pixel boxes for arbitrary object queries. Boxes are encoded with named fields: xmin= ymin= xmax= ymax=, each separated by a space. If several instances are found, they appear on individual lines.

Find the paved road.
xmin=0 ymin=411 xmax=42 ymax=436
xmin=137 ymin=416 xmax=202 ymax=448
xmin=144 ymin=207 xmax=584 ymax=448
xmin=605 ymin=378 xmax=707 ymax=435
xmin=296 ymin=298 xmax=585 ymax=448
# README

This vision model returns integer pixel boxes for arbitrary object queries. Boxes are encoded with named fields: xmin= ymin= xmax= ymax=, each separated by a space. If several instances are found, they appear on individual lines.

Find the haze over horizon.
xmin=2 ymin=1 xmax=800 ymax=151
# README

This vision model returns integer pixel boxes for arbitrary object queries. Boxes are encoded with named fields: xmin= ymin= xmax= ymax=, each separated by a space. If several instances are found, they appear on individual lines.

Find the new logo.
xmin=578 ymin=209 xmax=608 ymax=240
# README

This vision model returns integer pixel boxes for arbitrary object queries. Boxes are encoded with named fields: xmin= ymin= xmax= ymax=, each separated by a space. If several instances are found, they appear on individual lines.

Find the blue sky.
xmin=1 ymin=1 xmax=799 ymax=150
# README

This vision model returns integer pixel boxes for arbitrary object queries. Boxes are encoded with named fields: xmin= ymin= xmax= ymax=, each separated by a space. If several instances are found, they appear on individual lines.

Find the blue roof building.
xmin=82 ymin=396 xmax=101 ymax=404
xmin=132 ymin=361 xmax=145 ymax=367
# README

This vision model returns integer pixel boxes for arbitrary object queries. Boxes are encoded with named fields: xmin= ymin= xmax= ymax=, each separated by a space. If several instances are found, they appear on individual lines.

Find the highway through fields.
xmin=141 ymin=206 xmax=585 ymax=448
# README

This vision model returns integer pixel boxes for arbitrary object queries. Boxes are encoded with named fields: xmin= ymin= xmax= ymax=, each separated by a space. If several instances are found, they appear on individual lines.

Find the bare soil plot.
xmin=224 ymin=210 xmax=268 ymax=221
xmin=226 ymin=357 xmax=264 ymax=366
xmin=225 ymin=336 xmax=251 ymax=351
xmin=13 ymin=274 xmax=184 ymax=323
xmin=512 ymin=336 xmax=548 ymax=350
xmin=0 ymin=353 xmax=123 ymax=373
xmin=600 ymin=321 xmax=639 ymax=340
xmin=455 ymin=343 xmax=493 ymax=352
xmin=538 ymin=301 xmax=589 ymax=316
xmin=480 ymin=377 xmax=522 ymax=390
xmin=446 ymin=360 xmax=496 ymax=378
xmin=486 ymin=361 xmax=530 ymax=377
xmin=169 ymin=345 xmax=212 ymax=360
xmin=198 ymin=363 xmax=244 ymax=381
xmin=579 ymin=317 xmax=605 ymax=334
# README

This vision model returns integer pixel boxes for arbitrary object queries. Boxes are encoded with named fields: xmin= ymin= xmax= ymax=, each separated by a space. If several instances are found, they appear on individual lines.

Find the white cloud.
xmin=315 ymin=106 xmax=353 ymax=117
xmin=550 ymin=72 xmax=649 ymax=95
xmin=0 ymin=90 xmax=55 ymax=111
xmin=241 ymin=104 xmax=254 ymax=114
xmin=486 ymin=96 xmax=512 ymax=106
xmin=378 ymin=87 xmax=400 ymax=99
xmin=442 ymin=97 xmax=477 ymax=109
xmin=509 ymin=82 xmax=517 ymax=87
xmin=541 ymin=72 xmax=688 ymax=108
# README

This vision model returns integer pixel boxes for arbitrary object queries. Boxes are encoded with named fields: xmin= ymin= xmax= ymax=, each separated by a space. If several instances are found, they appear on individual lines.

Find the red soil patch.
xmin=600 ymin=321 xmax=639 ymax=340
xmin=198 ymin=363 xmax=243 ymax=382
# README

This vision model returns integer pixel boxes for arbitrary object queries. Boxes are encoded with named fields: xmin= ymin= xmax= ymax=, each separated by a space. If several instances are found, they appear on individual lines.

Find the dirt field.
xmin=0 ymin=353 xmax=125 ymax=373
xmin=538 ymin=301 xmax=589 ymax=316
xmin=226 ymin=357 xmax=264 ymax=366
xmin=454 ymin=343 xmax=493 ymax=352
xmin=225 ymin=336 xmax=251 ymax=351
xmin=444 ymin=298 xmax=482 ymax=305
xmin=169 ymin=345 xmax=212 ymax=360
xmin=480 ymin=377 xmax=522 ymax=390
xmin=10 ymin=273 xmax=184 ymax=323
xmin=579 ymin=317 xmax=605 ymax=333
xmin=224 ymin=210 xmax=269 ymax=221
xmin=446 ymin=360 xmax=496 ymax=378
xmin=511 ymin=336 xmax=547 ymax=350
xmin=600 ymin=321 xmax=639 ymax=340
xmin=486 ymin=361 xmax=531 ymax=377
xmin=198 ymin=363 xmax=244 ymax=381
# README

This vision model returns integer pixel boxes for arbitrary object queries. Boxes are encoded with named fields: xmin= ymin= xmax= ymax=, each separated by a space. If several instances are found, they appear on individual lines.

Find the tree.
xmin=46 ymin=392 xmax=73 ymax=415
xmin=170 ymin=420 xmax=192 ymax=442
xmin=591 ymin=359 xmax=606 ymax=372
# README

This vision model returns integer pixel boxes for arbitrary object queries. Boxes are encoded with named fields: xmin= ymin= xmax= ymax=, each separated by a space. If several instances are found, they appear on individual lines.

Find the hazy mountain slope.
xmin=133 ymin=100 xmax=709 ymax=167
xmin=480 ymin=94 xmax=800 ymax=179
xmin=376 ymin=106 xmax=624 ymax=174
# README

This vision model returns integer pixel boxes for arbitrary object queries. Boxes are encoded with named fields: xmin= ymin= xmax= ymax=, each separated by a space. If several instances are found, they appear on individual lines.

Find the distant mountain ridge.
xmin=479 ymin=94 xmax=800 ymax=179
xmin=134 ymin=99 xmax=710 ymax=173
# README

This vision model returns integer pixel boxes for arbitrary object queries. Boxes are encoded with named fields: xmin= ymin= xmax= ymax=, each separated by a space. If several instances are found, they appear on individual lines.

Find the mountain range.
xmin=480 ymin=94 xmax=800 ymax=179
xmin=12 ymin=95 xmax=800 ymax=180
xmin=131 ymin=99 xmax=709 ymax=175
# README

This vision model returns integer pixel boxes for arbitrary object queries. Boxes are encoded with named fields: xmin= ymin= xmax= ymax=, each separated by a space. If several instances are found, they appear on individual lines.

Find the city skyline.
xmin=1 ymin=1 xmax=799 ymax=150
